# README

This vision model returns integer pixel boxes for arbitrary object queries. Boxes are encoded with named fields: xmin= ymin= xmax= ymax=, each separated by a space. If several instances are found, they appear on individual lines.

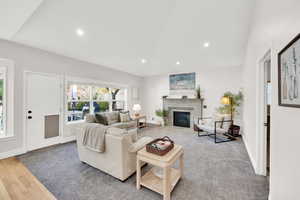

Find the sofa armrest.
xmin=128 ymin=137 xmax=153 ymax=153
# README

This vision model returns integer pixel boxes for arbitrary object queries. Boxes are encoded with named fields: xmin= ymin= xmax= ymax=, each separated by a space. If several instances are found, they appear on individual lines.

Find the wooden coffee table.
xmin=136 ymin=145 xmax=184 ymax=200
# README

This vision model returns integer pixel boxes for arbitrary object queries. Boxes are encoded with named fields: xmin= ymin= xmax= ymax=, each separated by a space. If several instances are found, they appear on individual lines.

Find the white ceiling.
xmin=1 ymin=0 xmax=255 ymax=76
xmin=0 ymin=0 xmax=43 ymax=39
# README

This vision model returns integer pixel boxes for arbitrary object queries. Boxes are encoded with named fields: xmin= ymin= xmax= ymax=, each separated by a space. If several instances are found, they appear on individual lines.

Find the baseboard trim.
xmin=61 ymin=135 xmax=76 ymax=143
xmin=0 ymin=136 xmax=76 ymax=160
xmin=242 ymin=137 xmax=258 ymax=174
xmin=0 ymin=147 xmax=26 ymax=160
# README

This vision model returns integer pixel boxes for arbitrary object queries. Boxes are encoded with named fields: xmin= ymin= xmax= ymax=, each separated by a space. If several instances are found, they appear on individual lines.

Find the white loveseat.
xmin=68 ymin=122 xmax=152 ymax=181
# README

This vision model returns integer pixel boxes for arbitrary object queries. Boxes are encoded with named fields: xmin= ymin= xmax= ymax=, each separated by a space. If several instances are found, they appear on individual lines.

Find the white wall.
xmin=242 ymin=0 xmax=300 ymax=199
xmin=0 ymin=39 xmax=142 ymax=156
xmin=141 ymin=67 xmax=243 ymax=125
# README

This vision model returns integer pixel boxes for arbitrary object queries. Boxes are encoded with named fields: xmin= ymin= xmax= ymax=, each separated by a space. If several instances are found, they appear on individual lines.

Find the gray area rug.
xmin=18 ymin=126 xmax=269 ymax=200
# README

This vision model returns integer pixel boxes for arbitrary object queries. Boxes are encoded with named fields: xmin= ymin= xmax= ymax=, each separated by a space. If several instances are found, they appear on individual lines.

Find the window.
xmin=0 ymin=68 xmax=6 ymax=137
xmin=67 ymin=84 xmax=90 ymax=122
xmin=66 ymin=82 xmax=127 ymax=122
xmin=111 ymin=88 xmax=126 ymax=111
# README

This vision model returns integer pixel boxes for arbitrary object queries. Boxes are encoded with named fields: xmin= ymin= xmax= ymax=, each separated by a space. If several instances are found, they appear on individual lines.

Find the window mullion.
xmin=90 ymin=86 xmax=93 ymax=114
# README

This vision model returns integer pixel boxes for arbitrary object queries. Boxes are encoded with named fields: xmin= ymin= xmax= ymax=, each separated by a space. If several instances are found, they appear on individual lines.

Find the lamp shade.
xmin=221 ymin=96 xmax=231 ymax=105
xmin=132 ymin=104 xmax=141 ymax=111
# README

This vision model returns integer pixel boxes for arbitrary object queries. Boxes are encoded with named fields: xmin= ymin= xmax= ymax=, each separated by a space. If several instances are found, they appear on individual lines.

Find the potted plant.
xmin=217 ymin=91 xmax=243 ymax=118
xmin=196 ymin=85 xmax=202 ymax=99
xmin=155 ymin=109 xmax=169 ymax=126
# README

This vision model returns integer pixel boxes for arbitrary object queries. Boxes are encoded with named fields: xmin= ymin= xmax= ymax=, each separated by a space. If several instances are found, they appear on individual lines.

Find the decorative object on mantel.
xmin=278 ymin=33 xmax=300 ymax=108
xmin=155 ymin=109 xmax=169 ymax=126
xmin=196 ymin=85 xmax=202 ymax=99
xmin=132 ymin=104 xmax=141 ymax=117
xmin=169 ymin=72 xmax=196 ymax=90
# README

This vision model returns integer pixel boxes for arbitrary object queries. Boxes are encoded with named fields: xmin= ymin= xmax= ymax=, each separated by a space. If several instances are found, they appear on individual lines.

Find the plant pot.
xmin=163 ymin=117 xmax=169 ymax=126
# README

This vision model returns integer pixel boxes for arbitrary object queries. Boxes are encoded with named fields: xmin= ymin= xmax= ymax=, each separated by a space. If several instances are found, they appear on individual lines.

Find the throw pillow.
xmin=209 ymin=113 xmax=224 ymax=128
xmin=105 ymin=111 xmax=119 ymax=125
xmin=120 ymin=112 xmax=131 ymax=122
xmin=95 ymin=113 xmax=108 ymax=125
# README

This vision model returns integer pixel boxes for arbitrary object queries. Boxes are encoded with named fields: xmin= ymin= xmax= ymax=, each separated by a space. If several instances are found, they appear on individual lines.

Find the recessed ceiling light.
xmin=203 ymin=42 xmax=210 ymax=48
xmin=141 ymin=59 xmax=147 ymax=64
xmin=76 ymin=28 xmax=85 ymax=36
xmin=176 ymin=61 xmax=181 ymax=65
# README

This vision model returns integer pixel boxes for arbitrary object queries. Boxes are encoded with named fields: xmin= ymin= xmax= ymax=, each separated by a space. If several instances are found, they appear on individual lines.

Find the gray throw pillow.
xmin=95 ymin=113 xmax=108 ymax=125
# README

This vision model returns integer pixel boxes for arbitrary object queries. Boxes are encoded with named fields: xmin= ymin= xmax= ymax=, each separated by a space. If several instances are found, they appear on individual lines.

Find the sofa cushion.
xmin=85 ymin=114 xmax=96 ymax=123
xmin=105 ymin=111 xmax=120 ymax=125
xmin=95 ymin=113 xmax=108 ymax=125
xmin=110 ymin=121 xmax=136 ymax=130
xmin=120 ymin=112 xmax=131 ymax=122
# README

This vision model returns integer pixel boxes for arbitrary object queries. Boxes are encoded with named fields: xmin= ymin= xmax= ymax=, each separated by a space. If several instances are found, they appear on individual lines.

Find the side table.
xmin=132 ymin=115 xmax=147 ymax=129
xmin=136 ymin=145 xmax=184 ymax=200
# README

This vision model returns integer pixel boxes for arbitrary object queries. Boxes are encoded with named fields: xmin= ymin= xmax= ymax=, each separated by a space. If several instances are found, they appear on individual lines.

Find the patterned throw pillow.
xmin=120 ymin=112 xmax=131 ymax=122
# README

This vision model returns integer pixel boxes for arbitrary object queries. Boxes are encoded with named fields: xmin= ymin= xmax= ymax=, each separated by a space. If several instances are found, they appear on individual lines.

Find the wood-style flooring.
xmin=0 ymin=157 xmax=56 ymax=200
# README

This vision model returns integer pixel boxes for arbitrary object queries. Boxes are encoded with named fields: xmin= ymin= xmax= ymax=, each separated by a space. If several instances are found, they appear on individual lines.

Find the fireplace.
xmin=173 ymin=111 xmax=190 ymax=128
xmin=163 ymin=98 xmax=203 ymax=129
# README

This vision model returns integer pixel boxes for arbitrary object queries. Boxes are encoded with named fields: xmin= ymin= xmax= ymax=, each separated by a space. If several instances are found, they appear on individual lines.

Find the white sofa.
xmin=68 ymin=122 xmax=152 ymax=181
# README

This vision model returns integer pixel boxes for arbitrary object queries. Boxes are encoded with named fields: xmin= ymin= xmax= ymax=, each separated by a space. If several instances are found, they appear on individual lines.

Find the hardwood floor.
xmin=0 ymin=157 xmax=56 ymax=200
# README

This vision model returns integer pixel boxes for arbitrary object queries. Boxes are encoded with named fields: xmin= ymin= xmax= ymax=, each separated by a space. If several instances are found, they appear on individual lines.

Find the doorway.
xmin=258 ymin=51 xmax=271 ymax=177
xmin=263 ymin=57 xmax=271 ymax=176
xmin=24 ymin=72 xmax=62 ymax=151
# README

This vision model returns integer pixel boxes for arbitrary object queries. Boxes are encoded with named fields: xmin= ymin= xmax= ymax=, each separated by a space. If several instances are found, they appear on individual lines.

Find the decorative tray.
xmin=146 ymin=136 xmax=174 ymax=156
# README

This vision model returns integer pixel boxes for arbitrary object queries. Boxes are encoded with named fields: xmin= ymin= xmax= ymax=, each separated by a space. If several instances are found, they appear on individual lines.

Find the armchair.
xmin=194 ymin=116 xmax=235 ymax=143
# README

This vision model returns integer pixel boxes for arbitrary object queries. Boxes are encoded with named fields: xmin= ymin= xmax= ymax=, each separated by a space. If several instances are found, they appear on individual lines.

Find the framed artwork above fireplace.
xmin=169 ymin=72 xmax=195 ymax=91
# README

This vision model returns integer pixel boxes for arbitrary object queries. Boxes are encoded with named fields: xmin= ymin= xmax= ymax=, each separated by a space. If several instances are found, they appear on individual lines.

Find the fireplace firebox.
xmin=173 ymin=111 xmax=190 ymax=128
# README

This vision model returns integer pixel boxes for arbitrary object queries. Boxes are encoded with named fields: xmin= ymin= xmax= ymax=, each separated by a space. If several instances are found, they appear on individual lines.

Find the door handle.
xmin=264 ymin=122 xmax=268 ymax=126
xmin=28 ymin=116 xmax=32 ymax=119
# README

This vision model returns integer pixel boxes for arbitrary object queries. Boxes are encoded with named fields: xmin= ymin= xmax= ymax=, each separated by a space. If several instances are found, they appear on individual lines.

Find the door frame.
xmin=256 ymin=50 xmax=271 ymax=176
xmin=23 ymin=71 xmax=64 ymax=152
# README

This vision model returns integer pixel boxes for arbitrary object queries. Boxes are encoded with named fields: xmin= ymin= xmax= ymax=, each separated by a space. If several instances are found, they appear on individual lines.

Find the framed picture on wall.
xmin=169 ymin=72 xmax=195 ymax=90
xmin=278 ymin=33 xmax=300 ymax=108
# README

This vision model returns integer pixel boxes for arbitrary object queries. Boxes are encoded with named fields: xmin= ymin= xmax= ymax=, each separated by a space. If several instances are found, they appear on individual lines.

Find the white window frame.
xmin=0 ymin=59 xmax=14 ymax=139
xmin=0 ymin=67 xmax=7 ymax=137
xmin=64 ymin=76 xmax=128 ymax=124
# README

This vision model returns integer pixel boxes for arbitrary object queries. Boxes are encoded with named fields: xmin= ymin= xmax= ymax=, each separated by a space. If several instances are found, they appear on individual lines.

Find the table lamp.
xmin=133 ymin=104 xmax=141 ymax=117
